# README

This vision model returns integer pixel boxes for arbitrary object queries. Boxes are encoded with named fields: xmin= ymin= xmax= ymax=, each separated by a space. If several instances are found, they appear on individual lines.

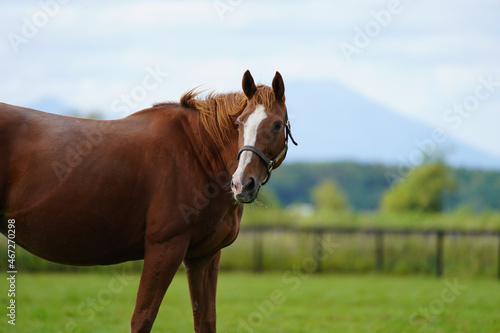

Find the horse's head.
xmin=231 ymin=70 xmax=297 ymax=203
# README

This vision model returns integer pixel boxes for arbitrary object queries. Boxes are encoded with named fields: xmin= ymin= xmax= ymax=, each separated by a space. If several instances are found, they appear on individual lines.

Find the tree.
xmin=311 ymin=179 xmax=349 ymax=212
xmin=381 ymin=161 xmax=455 ymax=212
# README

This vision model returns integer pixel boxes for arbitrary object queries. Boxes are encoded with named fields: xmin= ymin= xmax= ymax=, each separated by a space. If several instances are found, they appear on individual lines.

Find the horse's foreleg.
xmin=184 ymin=250 xmax=221 ymax=333
xmin=131 ymin=238 xmax=189 ymax=333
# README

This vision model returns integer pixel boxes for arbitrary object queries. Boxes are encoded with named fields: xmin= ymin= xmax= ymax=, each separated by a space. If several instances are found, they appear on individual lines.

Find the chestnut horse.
xmin=0 ymin=70 xmax=296 ymax=332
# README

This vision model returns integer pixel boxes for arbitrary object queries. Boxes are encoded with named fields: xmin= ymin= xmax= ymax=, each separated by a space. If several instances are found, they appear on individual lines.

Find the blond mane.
xmin=180 ymin=85 xmax=276 ymax=147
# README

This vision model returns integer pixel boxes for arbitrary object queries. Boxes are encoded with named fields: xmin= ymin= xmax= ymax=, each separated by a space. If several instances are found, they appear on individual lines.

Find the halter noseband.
xmin=237 ymin=114 xmax=298 ymax=185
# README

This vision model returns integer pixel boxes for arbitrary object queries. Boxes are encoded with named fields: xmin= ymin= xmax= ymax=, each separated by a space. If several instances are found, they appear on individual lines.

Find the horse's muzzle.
xmin=231 ymin=176 xmax=260 ymax=203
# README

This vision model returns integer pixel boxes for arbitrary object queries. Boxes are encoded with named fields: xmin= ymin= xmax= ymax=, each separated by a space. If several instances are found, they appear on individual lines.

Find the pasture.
xmin=1 ymin=272 xmax=499 ymax=332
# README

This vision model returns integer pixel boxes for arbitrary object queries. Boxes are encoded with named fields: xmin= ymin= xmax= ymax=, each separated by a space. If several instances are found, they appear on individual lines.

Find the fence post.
xmin=498 ymin=233 xmax=500 ymax=280
xmin=436 ymin=231 xmax=444 ymax=277
xmin=253 ymin=229 xmax=264 ymax=273
xmin=314 ymin=230 xmax=324 ymax=273
xmin=375 ymin=231 xmax=384 ymax=272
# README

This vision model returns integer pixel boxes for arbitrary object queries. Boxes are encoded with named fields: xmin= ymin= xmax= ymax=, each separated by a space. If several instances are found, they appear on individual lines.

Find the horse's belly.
xmin=4 ymin=207 xmax=146 ymax=266
xmin=2 ymin=140 xmax=150 ymax=265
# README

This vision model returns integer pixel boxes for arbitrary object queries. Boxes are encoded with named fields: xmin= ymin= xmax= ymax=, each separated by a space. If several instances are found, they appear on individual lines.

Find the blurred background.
xmin=1 ymin=1 xmax=500 ymax=332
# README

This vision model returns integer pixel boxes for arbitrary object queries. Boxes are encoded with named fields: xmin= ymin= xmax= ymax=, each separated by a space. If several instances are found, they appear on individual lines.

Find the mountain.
xmin=284 ymin=81 xmax=500 ymax=170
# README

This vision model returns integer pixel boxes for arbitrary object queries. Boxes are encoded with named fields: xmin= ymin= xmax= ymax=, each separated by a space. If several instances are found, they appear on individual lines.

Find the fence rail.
xmin=238 ymin=226 xmax=500 ymax=278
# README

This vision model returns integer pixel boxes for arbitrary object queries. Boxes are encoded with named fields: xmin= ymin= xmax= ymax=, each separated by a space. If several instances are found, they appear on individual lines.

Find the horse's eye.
xmin=236 ymin=120 xmax=242 ymax=129
xmin=273 ymin=121 xmax=283 ymax=133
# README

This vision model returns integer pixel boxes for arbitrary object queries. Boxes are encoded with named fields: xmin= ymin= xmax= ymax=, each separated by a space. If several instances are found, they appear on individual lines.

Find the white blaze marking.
xmin=232 ymin=104 xmax=267 ymax=194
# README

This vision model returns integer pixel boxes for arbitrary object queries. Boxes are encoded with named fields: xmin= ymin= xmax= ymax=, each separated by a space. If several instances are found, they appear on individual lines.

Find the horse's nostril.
xmin=245 ymin=177 xmax=256 ymax=192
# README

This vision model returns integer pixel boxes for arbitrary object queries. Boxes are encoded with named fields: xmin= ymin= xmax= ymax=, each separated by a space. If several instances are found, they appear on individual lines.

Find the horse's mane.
xmin=176 ymin=85 xmax=276 ymax=148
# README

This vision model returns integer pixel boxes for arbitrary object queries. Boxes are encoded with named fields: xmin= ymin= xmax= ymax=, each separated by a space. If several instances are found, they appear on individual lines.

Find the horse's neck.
xmin=201 ymin=128 xmax=239 ymax=179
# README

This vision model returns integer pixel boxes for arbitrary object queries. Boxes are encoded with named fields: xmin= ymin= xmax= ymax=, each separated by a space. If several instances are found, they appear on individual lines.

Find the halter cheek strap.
xmin=237 ymin=142 xmax=287 ymax=185
xmin=237 ymin=115 xmax=297 ymax=186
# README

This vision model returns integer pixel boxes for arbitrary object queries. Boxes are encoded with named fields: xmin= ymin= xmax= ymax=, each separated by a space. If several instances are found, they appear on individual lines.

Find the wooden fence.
xmin=238 ymin=226 xmax=500 ymax=278
xmin=3 ymin=226 xmax=499 ymax=276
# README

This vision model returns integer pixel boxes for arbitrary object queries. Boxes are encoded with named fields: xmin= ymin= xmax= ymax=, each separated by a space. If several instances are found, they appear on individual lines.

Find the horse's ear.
xmin=242 ymin=70 xmax=257 ymax=99
xmin=272 ymin=71 xmax=285 ymax=101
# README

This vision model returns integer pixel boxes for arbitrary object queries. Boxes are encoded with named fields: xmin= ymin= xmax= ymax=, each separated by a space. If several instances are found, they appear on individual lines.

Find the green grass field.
xmin=1 ymin=271 xmax=499 ymax=333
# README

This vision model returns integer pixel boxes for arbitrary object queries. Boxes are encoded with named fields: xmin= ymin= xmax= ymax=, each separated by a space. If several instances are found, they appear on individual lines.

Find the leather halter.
xmin=237 ymin=113 xmax=298 ymax=185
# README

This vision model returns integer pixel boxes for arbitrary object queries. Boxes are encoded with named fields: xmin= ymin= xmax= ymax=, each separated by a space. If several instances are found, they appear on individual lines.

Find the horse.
xmin=0 ymin=70 xmax=296 ymax=332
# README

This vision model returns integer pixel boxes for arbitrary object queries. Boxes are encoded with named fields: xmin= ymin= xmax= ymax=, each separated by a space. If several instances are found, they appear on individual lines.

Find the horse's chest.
xmin=187 ymin=206 xmax=242 ymax=257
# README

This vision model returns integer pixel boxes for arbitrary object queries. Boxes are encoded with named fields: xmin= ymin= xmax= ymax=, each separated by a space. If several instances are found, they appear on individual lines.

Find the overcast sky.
xmin=1 ymin=0 xmax=499 ymax=161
